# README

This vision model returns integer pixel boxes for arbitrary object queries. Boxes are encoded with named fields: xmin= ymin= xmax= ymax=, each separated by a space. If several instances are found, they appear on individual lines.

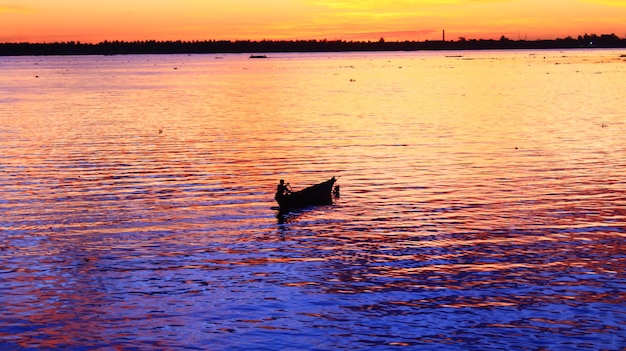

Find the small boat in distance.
xmin=275 ymin=177 xmax=337 ymax=210
xmin=249 ymin=54 xmax=267 ymax=59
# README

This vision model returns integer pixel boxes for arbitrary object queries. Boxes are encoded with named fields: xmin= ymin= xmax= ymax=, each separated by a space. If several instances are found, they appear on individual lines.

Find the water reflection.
xmin=1 ymin=51 xmax=625 ymax=350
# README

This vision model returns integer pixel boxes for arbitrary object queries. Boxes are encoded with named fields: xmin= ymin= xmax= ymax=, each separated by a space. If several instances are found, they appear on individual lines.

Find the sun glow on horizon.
xmin=1 ymin=0 xmax=625 ymax=43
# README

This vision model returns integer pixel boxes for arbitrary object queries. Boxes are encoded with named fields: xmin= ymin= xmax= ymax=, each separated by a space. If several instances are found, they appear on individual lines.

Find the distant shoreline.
xmin=2 ymin=34 xmax=625 ymax=56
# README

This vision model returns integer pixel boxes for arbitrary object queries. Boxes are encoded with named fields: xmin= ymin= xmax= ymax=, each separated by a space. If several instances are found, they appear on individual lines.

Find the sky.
xmin=1 ymin=0 xmax=625 ymax=43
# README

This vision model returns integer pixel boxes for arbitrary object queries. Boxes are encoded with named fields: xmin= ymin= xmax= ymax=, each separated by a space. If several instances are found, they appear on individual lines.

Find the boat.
xmin=275 ymin=177 xmax=337 ymax=210
xmin=249 ymin=54 xmax=267 ymax=59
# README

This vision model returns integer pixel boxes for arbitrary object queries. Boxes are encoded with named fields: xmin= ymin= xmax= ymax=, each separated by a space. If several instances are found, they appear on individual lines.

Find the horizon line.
xmin=2 ymin=32 xmax=626 ymax=45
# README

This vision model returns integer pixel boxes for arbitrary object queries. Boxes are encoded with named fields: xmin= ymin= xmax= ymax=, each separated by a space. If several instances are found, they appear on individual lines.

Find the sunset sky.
xmin=1 ymin=0 xmax=625 ymax=43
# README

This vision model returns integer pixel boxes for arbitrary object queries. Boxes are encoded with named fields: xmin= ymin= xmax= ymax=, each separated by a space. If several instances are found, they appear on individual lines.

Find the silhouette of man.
xmin=275 ymin=179 xmax=292 ymax=200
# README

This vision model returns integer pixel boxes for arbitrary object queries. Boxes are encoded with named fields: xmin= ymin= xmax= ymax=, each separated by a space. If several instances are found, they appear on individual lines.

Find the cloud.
xmin=584 ymin=0 xmax=626 ymax=6
xmin=312 ymin=0 xmax=508 ymax=9
xmin=341 ymin=29 xmax=440 ymax=40
xmin=0 ymin=4 xmax=32 ymax=13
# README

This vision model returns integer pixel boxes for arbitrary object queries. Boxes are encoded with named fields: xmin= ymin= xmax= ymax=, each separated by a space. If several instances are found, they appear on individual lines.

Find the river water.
xmin=1 ymin=50 xmax=625 ymax=350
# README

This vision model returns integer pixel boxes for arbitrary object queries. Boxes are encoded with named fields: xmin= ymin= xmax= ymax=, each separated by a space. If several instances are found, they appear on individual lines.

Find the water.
xmin=1 ymin=50 xmax=625 ymax=350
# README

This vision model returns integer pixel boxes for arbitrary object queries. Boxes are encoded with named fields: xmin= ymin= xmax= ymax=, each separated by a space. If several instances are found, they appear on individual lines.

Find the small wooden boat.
xmin=275 ymin=177 xmax=337 ymax=210
xmin=249 ymin=54 xmax=267 ymax=59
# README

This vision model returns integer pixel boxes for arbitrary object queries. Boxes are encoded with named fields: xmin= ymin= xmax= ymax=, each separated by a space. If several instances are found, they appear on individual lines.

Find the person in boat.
xmin=275 ymin=179 xmax=293 ymax=200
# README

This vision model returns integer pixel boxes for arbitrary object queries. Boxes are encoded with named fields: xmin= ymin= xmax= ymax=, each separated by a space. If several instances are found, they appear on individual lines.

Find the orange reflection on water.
xmin=1 ymin=51 xmax=625 ymax=349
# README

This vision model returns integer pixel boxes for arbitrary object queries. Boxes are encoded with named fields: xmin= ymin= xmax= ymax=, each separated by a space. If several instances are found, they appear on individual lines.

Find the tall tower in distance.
xmin=443 ymin=29 xmax=446 ymax=41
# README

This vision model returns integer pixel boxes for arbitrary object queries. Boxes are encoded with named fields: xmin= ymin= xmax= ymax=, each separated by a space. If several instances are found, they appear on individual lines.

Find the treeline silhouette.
xmin=1 ymin=33 xmax=625 ymax=56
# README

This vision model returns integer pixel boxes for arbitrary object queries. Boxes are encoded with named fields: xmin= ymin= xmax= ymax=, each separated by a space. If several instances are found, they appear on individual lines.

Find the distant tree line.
xmin=1 ymin=33 xmax=625 ymax=56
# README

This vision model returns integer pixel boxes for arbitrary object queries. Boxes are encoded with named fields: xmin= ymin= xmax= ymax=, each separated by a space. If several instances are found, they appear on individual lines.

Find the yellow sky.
xmin=1 ymin=0 xmax=625 ymax=43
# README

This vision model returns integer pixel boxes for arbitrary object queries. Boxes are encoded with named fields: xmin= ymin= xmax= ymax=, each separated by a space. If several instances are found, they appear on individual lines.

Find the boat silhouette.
xmin=275 ymin=177 xmax=337 ymax=210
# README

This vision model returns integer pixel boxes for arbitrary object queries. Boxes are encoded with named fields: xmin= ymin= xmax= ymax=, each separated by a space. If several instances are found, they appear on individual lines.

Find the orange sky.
xmin=1 ymin=0 xmax=625 ymax=43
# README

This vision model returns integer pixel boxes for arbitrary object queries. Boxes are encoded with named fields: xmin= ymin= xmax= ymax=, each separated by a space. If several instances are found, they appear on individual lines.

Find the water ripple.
xmin=1 ymin=52 xmax=625 ymax=350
